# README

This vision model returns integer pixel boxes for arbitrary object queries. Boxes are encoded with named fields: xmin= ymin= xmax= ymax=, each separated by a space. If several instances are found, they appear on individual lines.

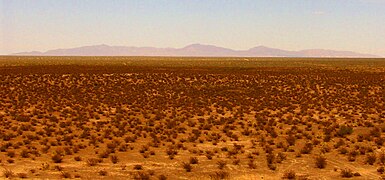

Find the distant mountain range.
xmin=13 ymin=44 xmax=381 ymax=58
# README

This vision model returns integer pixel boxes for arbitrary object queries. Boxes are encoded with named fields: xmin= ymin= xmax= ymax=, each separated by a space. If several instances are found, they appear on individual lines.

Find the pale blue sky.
xmin=1 ymin=0 xmax=384 ymax=56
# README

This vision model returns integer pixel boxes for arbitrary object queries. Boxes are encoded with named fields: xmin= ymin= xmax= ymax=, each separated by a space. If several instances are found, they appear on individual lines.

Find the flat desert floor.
xmin=0 ymin=56 xmax=385 ymax=179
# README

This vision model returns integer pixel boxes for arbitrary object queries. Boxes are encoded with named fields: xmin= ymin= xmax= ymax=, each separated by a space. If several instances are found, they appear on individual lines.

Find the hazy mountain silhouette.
xmin=13 ymin=44 xmax=380 ymax=58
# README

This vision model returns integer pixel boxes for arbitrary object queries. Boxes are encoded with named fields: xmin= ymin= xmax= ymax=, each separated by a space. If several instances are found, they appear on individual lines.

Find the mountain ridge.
xmin=13 ymin=44 xmax=381 ymax=58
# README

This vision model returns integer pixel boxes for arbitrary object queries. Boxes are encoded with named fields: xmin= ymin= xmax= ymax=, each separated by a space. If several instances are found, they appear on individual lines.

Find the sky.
xmin=1 ymin=0 xmax=385 ymax=56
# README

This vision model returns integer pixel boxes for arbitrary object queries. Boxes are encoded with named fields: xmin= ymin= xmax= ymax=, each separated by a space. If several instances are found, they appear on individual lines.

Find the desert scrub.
xmin=86 ymin=158 xmax=99 ymax=166
xmin=189 ymin=157 xmax=199 ymax=164
xmin=217 ymin=160 xmax=227 ymax=169
xmin=51 ymin=153 xmax=63 ymax=163
xmin=110 ymin=154 xmax=119 ymax=164
xmin=182 ymin=162 xmax=192 ymax=172
xmin=282 ymin=170 xmax=296 ymax=179
xmin=315 ymin=155 xmax=327 ymax=169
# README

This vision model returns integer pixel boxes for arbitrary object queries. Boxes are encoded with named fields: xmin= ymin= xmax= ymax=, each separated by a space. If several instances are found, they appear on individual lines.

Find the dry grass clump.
xmin=86 ymin=158 xmax=100 ymax=166
xmin=182 ymin=162 xmax=192 ymax=172
xmin=2 ymin=169 xmax=14 ymax=178
xmin=17 ymin=172 xmax=28 ymax=178
xmin=315 ymin=155 xmax=327 ymax=169
xmin=60 ymin=171 xmax=72 ymax=178
xmin=51 ymin=154 xmax=63 ymax=163
xmin=217 ymin=160 xmax=227 ymax=170
xmin=98 ymin=170 xmax=108 ymax=176
xmin=133 ymin=164 xmax=143 ymax=170
xmin=110 ymin=154 xmax=119 ymax=164
xmin=131 ymin=171 xmax=150 ymax=180
xmin=340 ymin=169 xmax=354 ymax=178
xmin=282 ymin=170 xmax=296 ymax=179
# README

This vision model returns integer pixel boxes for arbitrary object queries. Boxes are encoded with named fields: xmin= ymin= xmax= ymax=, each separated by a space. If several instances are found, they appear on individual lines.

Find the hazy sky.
xmin=1 ymin=0 xmax=385 ymax=56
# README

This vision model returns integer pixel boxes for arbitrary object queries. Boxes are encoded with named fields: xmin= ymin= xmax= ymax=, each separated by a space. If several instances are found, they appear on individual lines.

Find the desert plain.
xmin=0 ymin=56 xmax=385 ymax=179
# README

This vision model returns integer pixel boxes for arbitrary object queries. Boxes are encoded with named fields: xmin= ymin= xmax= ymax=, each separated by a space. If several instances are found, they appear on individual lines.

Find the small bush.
xmin=248 ymin=160 xmax=257 ymax=169
xmin=60 ymin=171 xmax=71 ymax=178
xmin=131 ymin=171 xmax=150 ymax=180
xmin=20 ymin=149 xmax=30 ymax=158
xmin=282 ymin=170 xmax=296 ymax=179
xmin=189 ymin=157 xmax=199 ymax=164
xmin=51 ymin=154 xmax=63 ymax=163
xmin=98 ymin=170 xmax=108 ymax=176
xmin=158 ymin=174 xmax=167 ymax=180
xmin=7 ymin=159 xmax=14 ymax=164
xmin=300 ymin=142 xmax=313 ymax=154
xmin=7 ymin=151 xmax=15 ymax=158
xmin=182 ymin=162 xmax=192 ymax=172
xmin=17 ymin=172 xmax=28 ymax=178
xmin=377 ymin=167 xmax=385 ymax=174
xmin=315 ymin=155 xmax=327 ymax=169
xmin=268 ymin=163 xmax=277 ymax=170
xmin=2 ymin=169 xmax=14 ymax=178
xmin=54 ymin=165 xmax=64 ymax=171
xmin=74 ymin=156 xmax=82 ymax=161
xmin=86 ymin=158 xmax=99 ymax=166
xmin=379 ymin=151 xmax=385 ymax=165
xmin=110 ymin=155 xmax=119 ymax=164
xmin=366 ymin=153 xmax=377 ymax=165
xmin=217 ymin=160 xmax=226 ymax=169
xmin=337 ymin=125 xmax=353 ymax=137
xmin=233 ymin=159 xmax=240 ymax=165
xmin=341 ymin=169 xmax=354 ymax=178
xmin=133 ymin=164 xmax=143 ymax=170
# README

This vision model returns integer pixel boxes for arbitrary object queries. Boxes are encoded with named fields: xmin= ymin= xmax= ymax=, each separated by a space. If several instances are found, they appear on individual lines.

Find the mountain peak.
xmin=96 ymin=44 xmax=109 ymax=47
xmin=182 ymin=43 xmax=218 ymax=49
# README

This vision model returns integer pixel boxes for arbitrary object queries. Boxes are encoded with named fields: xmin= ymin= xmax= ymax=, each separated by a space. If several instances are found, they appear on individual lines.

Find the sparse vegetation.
xmin=182 ymin=162 xmax=192 ymax=172
xmin=315 ymin=155 xmax=327 ymax=169
xmin=282 ymin=170 xmax=296 ymax=179
xmin=341 ymin=169 xmax=354 ymax=178
xmin=2 ymin=169 xmax=14 ymax=178
xmin=1 ymin=57 xmax=384 ymax=179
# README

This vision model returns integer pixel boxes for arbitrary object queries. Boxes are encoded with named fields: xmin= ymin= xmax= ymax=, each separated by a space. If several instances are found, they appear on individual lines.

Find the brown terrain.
xmin=0 ymin=56 xmax=385 ymax=179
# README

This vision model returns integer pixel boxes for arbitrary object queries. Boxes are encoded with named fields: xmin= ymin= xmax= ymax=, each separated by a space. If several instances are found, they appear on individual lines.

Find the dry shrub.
xmin=315 ymin=155 xmax=327 ymax=169
xmin=74 ymin=156 xmax=82 ymax=161
xmin=379 ymin=151 xmax=385 ymax=165
xmin=86 ymin=158 xmax=99 ymax=166
xmin=217 ymin=160 xmax=227 ymax=169
xmin=17 ymin=172 xmax=28 ymax=178
xmin=248 ymin=160 xmax=257 ymax=169
xmin=189 ymin=157 xmax=199 ymax=164
xmin=110 ymin=154 xmax=119 ymax=164
xmin=158 ymin=174 xmax=167 ymax=180
xmin=131 ymin=171 xmax=150 ymax=180
xmin=51 ymin=154 xmax=63 ymax=163
xmin=341 ymin=169 xmax=354 ymax=178
xmin=232 ymin=159 xmax=240 ymax=165
xmin=98 ymin=170 xmax=108 ymax=176
xmin=133 ymin=164 xmax=143 ymax=170
xmin=366 ymin=153 xmax=377 ymax=165
xmin=60 ymin=171 xmax=71 ymax=178
xmin=182 ymin=162 xmax=192 ymax=172
xmin=377 ymin=167 xmax=385 ymax=174
xmin=337 ymin=125 xmax=353 ymax=137
xmin=2 ymin=169 xmax=14 ymax=178
xmin=282 ymin=170 xmax=296 ymax=179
